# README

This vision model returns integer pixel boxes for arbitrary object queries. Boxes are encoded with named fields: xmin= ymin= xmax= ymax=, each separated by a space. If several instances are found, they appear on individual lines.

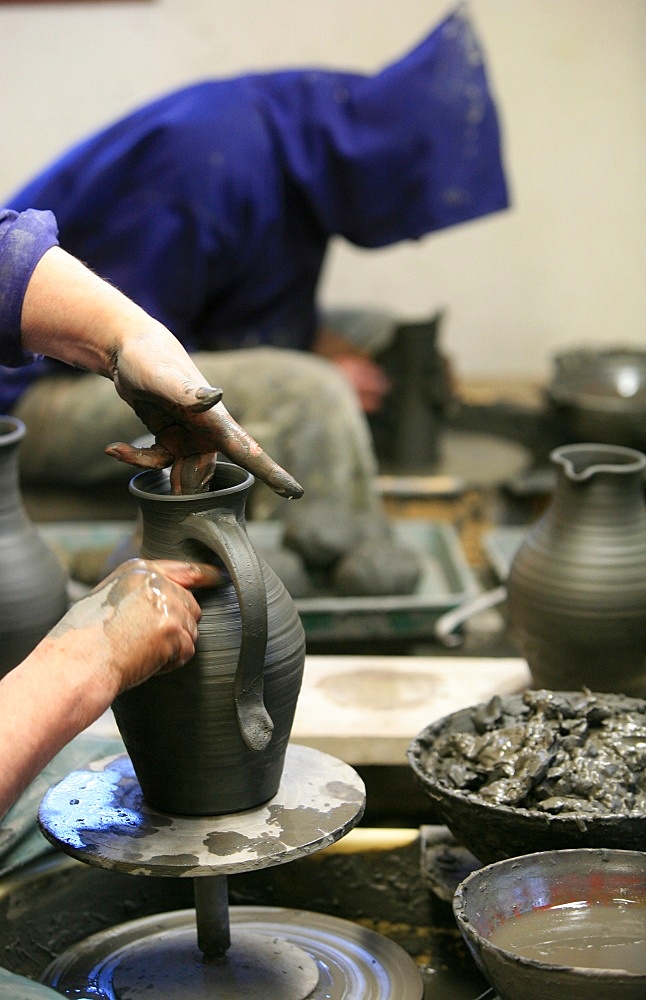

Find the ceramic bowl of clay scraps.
xmin=452 ymin=848 xmax=646 ymax=1000
xmin=407 ymin=689 xmax=646 ymax=865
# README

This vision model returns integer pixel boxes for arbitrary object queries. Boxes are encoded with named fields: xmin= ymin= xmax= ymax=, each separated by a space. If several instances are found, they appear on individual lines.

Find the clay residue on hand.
xmin=418 ymin=689 xmax=646 ymax=816
xmin=105 ymin=399 xmax=304 ymax=499
xmin=211 ymin=405 xmax=304 ymax=499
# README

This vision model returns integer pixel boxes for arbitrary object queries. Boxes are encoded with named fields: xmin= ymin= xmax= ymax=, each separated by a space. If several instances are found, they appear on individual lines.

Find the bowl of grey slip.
xmin=407 ymin=688 xmax=646 ymax=865
xmin=453 ymin=847 xmax=646 ymax=1000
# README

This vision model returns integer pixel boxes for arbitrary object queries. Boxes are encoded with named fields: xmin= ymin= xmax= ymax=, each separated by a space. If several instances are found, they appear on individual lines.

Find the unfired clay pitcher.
xmin=0 ymin=416 xmax=68 ymax=676
xmin=112 ymin=463 xmax=306 ymax=815
xmin=507 ymin=443 xmax=646 ymax=697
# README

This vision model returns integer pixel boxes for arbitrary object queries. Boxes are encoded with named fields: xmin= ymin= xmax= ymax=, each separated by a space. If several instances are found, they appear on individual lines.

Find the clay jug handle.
xmin=179 ymin=510 xmax=273 ymax=752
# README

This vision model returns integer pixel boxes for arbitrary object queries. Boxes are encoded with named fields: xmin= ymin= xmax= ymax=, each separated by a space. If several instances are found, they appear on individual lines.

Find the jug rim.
xmin=129 ymin=462 xmax=254 ymax=501
xmin=0 ymin=415 xmax=26 ymax=446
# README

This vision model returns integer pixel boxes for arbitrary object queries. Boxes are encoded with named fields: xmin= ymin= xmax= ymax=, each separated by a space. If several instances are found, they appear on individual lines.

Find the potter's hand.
xmin=105 ymin=328 xmax=304 ymax=498
xmin=0 ymin=557 xmax=222 ymax=818
xmin=19 ymin=248 xmax=302 ymax=499
xmin=312 ymin=325 xmax=390 ymax=414
xmin=331 ymin=355 xmax=391 ymax=414
xmin=49 ymin=558 xmax=222 ymax=696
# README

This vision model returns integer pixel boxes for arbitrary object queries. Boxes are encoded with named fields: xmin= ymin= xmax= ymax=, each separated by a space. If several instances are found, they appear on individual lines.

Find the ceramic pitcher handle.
xmin=180 ymin=511 xmax=273 ymax=752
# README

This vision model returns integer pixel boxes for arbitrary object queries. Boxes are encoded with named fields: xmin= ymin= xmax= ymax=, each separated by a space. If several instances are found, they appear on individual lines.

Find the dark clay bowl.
xmin=547 ymin=346 xmax=646 ymax=450
xmin=453 ymin=848 xmax=646 ymax=1000
xmin=407 ymin=691 xmax=646 ymax=865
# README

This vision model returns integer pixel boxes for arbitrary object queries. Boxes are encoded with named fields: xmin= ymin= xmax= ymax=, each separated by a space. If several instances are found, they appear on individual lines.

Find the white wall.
xmin=1 ymin=0 xmax=644 ymax=380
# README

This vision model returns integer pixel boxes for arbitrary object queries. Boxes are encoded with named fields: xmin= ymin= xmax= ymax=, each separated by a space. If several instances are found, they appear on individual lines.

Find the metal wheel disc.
xmin=43 ymin=905 xmax=424 ymax=1000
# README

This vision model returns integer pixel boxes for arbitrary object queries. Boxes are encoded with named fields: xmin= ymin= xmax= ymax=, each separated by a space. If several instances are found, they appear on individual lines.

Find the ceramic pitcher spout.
xmin=552 ymin=442 xmax=646 ymax=482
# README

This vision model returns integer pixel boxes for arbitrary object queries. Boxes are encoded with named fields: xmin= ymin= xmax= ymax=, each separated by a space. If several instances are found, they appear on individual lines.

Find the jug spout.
xmin=553 ymin=442 xmax=646 ymax=482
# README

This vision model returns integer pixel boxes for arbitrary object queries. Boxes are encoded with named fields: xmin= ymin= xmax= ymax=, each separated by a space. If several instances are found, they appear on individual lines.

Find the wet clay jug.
xmin=0 ymin=416 xmax=68 ymax=677
xmin=112 ymin=462 xmax=306 ymax=815
xmin=507 ymin=443 xmax=646 ymax=697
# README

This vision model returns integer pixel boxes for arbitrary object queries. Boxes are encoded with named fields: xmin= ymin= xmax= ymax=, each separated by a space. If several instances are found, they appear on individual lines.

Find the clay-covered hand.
xmin=105 ymin=327 xmax=305 ymax=497
xmin=48 ymin=558 xmax=222 ymax=698
xmin=19 ymin=246 xmax=303 ymax=499
xmin=312 ymin=325 xmax=391 ymax=414
xmin=331 ymin=354 xmax=392 ymax=414
xmin=0 ymin=557 xmax=225 ymax=818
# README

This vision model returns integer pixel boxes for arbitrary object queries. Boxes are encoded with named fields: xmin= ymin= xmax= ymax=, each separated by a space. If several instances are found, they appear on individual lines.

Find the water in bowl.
xmin=489 ymin=899 xmax=646 ymax=973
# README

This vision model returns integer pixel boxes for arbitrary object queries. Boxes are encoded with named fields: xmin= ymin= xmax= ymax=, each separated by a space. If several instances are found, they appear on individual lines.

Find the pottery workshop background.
xmin=1 ymin=0 xmax=644 ymax=381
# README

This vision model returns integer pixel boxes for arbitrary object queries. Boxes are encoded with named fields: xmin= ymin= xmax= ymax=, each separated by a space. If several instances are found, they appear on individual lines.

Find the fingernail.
xmin=273 ymin=472 xmax=305 ymax=499
xmin=190 ymin=387 xmax=223 ymax=411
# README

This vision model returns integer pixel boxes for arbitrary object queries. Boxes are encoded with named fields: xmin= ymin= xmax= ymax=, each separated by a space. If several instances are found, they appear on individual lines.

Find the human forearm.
xmin=0 ymin=557 xmax=220 ymax=819
xmin=0 ymin=634 xmax=115 ymax=818
xmin=20 ymin=245 xmax=171 ymax=376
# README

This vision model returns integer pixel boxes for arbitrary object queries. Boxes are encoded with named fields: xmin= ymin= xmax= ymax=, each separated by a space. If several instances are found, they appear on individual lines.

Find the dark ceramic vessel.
xmin=407 ymin=693 xmax=646 ymax=865
xmin=453 ymin=848 xmax=646 ymax=1000
xmin=547 ymin=347 xmax=646 ymax=452
xmin=507 ymin=443 xmax=646 ymax=696
xmin=112 ymin=463 xmax=306 ymax=815
xmin=0 ymin=416 xmax=68 ymax=676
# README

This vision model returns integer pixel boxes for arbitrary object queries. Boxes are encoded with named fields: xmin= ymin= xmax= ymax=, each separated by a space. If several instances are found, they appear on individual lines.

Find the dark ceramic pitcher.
xmin=0 ymin=416 xmax=68 ymax=676
xmin=112 ymin=463 xmax=306 ymax=815
xmin=507 ymin=443 xmax=646 ymax=697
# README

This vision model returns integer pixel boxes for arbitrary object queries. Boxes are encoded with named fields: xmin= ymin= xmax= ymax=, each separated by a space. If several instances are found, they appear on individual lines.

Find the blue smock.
xmin=2 ymin=6 xmax=508 ymax=414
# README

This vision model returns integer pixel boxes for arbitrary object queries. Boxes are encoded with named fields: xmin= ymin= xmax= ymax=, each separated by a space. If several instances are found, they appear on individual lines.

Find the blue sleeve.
xmin=0 ymin=208 xmax=59 ymax=366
